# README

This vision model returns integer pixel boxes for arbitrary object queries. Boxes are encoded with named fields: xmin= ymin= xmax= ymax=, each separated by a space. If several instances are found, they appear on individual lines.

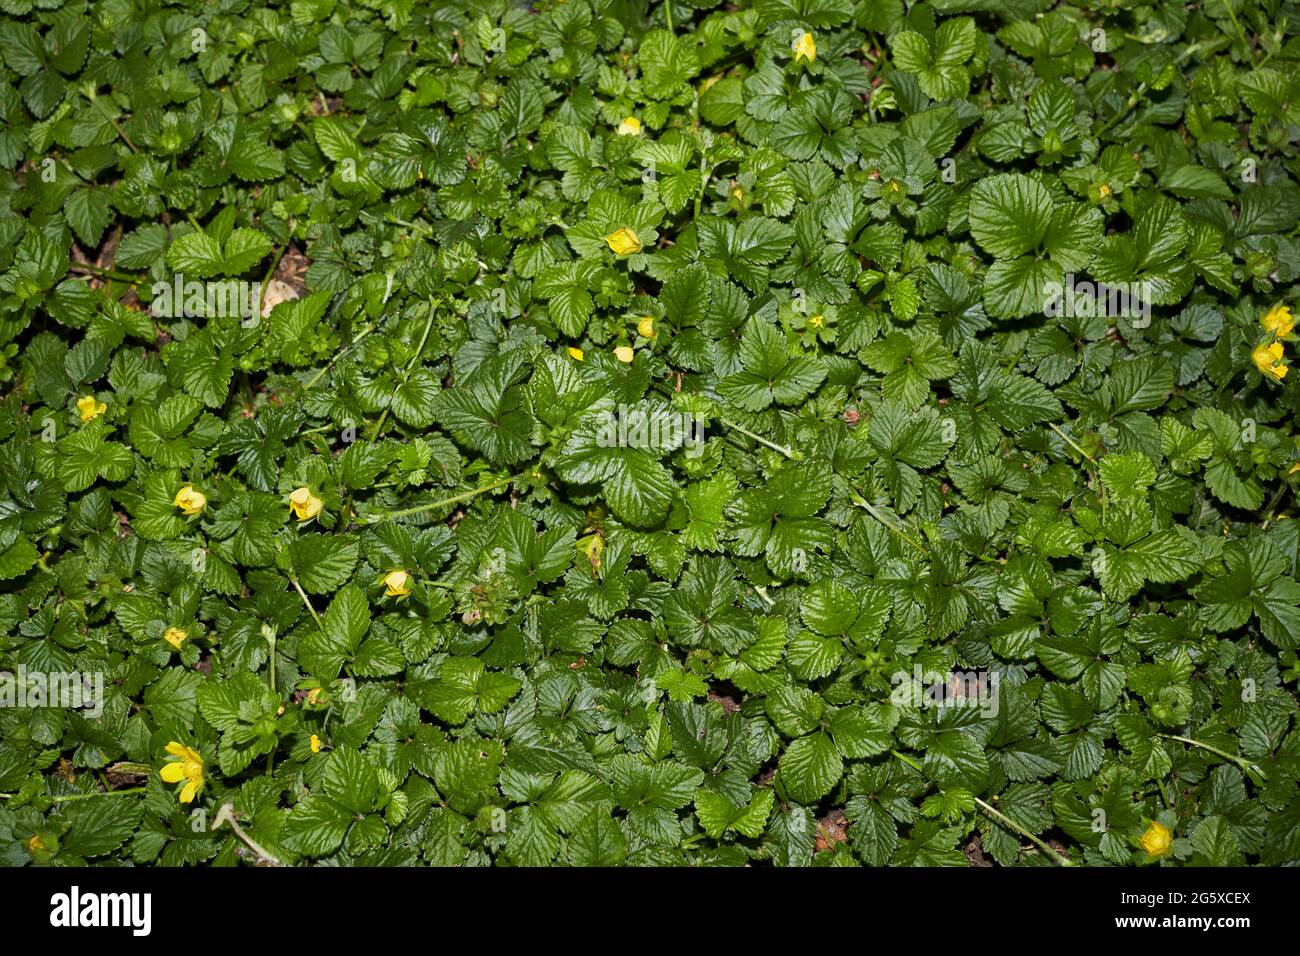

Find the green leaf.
xmin=300 ymin=584 xmax=369 ymax=676
xmin=421 ymin=657 xmax=521 ymax=724
xmin=969 ymin=174 xmax=1053 ymax=259
xmin=694 ymin=787 xmax=773 ymax=839
xmin=290 ymin=535 xmax=359 ymax=594
xmin=779 ymin=732 xmax=842 ymax=803
xmin=58 ymin=797 xmax=143 ymax=858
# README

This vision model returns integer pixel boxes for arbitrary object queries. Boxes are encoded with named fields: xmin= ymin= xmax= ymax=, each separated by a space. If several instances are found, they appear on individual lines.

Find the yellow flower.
xmin=730 ymin=184 xmax=744 ymax=203
xmin=604 ymin=227 xmax=642 ymax=256
xmin=76 ymin=395 xmax=107 ymax=422
xmin=310 ymin=734 xmax=322 ymax=753
xmin=1098 ymin=183 xmax=1112 ymax=199
xmin=1290 ymin=462 xmax=1300 ymax=476
xmin=1253 ymin=341 xmax=1288 ymax=381
xmin=159 ymin=742 xmax=205 ymax=804
xmin=1262 ymin=304 xmax=1294 ymax=337
xmin=614 ymin=345 xmax=635 ymax=363
xmin=174 ymin=485 xmax=207 ymax=516
xmin=163 ymin=627 xmax=188 ymax=651
xmin=567 ymin=346 xmax=585 ymax=361
xmin=288 ymin=486 xmax=323 ymax=522
xmin=809 ymin=314 xmax=825 ymax=328
xmin=577 ymin=532 xmax=604 ymax=573
xmin=793 ymin=32 xmax=816 ymax=63
xmin=617 ymin=117 xmax=641 ymax=136
xmin=637 ymin=315 xmax=656 ymax=339
xmin=381 ymin=569 xmax=412 ymax=598
xmin=1139 ymin=820 xmax=1173 ymax=858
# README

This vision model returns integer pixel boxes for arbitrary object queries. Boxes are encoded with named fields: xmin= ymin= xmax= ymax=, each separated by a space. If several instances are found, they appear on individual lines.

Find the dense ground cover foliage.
xmin=1 ymin=0 xmax=1299 ymax=867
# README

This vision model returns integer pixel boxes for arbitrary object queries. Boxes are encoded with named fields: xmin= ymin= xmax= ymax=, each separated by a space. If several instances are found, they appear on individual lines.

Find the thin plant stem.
xmin=888 ymin=749 xmax=1073 ymax=866
xmin=1260 ymin=482 xmax=1292 ymax=529
xmin=51 ymin=787 xmax=146 ymax=802
xmin=1047 ymin=421 xmax=1098 ymax=464
xmin=0 ymin=787 xmax=148 ymax=802
xmin=719 ymin=417 xmax=801 ymax=460
xmin=892 ymin=748 xmax=923 ymax=771
xmin=1222 ymin=1 xmax=1250 ymax=51
xmin=359 ymin=473 xmax=522 ymax=525
xmin=974 ymin=796 xmax=1075 ymax=866
xmin=89 ymin=93 xmax=139 ymax=154
xmin=1158 ymin=734 xmax=1267 ymax=780
xmin=1095 ymin=43 xmax=1202 ymax=136
xmin=212 ymin=803 xmax=285 ymax=866
xmin=851 ymin=492 xmax=928 ymax=555
xmin=371 ymin=302 xmax=437 ymax=439
xmin=258 ymin=240 xmax=290 ymax=317
xmin=289 ymin=575 xmax=323 ymax=630
xmin=69 ymin=262 xmax=143 ymax=284
xmin=303 ymin=322 xmax=377 ymax=392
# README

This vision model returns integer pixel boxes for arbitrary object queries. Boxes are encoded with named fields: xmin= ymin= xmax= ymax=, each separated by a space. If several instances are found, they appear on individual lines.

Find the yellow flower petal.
xmin=603 ymin=227 xmax=642 ymax=256
xmin=1263 ymin=304 xmax=1294 ymax=337
xmin=163 ymin=627 xmax=188 ymax=650
xmin=614 ymin=345 xmax=635 ymax=363
xmin=161 ymin=741 xmax=205 ymax=804
xmin=289 ymin=486 xmax=323 ymax=521
xmin=578 ymin=533 xmax=604 ymax=573
xmin=174 ymin=486 xmax=206 ymax=516
xmin=165 ymin=741 xmax=197 ymax=761
xmin=617 ymin=117 xmax=641 ymax=136
xmin=310 ymin=734 xmax=322 ymax=753
xmin=637 ymin=316 xmax=655 ymax=339
xmin=793 ymin=32 xmax=816 ymax=63
xmin=567 ymin=346 xmax=585 ymax=361
xmin=382 ymin=569 xmax=412 ymax=598
xmin=76 ymin=395 xmax=107 ymax=422
xmin=1139 ymin=821 xmax=1172 ymax=857
xmin=1253 ymin=341 xmax=1289 ymax=380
